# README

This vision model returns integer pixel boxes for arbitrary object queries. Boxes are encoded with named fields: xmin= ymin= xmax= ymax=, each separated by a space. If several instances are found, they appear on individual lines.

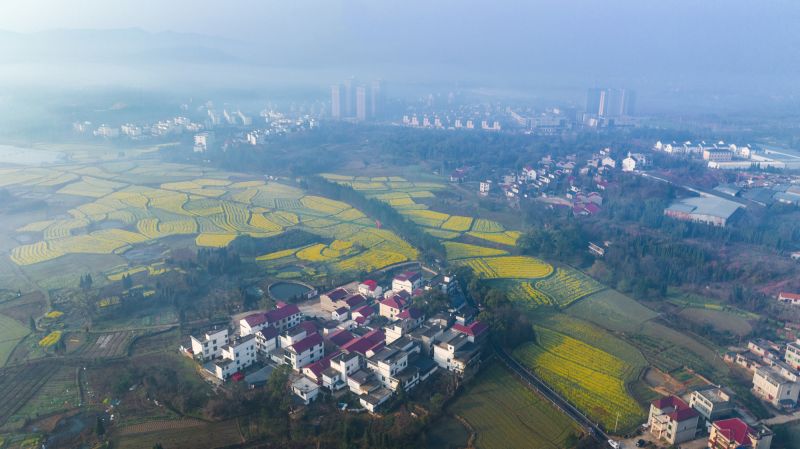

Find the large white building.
xmin=365 ymin=346 xmax=419 ymax=392
xmin=284 ymin=332 xmax=324 ymax=370
xmin=189 ymin=326 xmax=229 ymax=361
xmin=433 ymin=330 xmax=481 ymax=376
xmin=752 ymin=365 xmax=799 ymax=407
xmin=213 ymin=334 xmax=257 ymax=380
xmin=391 ymin=271 xmax=422 ymax=294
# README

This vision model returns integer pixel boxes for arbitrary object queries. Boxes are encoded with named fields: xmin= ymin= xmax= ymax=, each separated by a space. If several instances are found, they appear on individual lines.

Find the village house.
xmin=688 ymin=386 xmax=734 ymax=421
xmin=752 ymin=365 xmax=800 ymax=408
xmin=708 ymin=418 xmax=772 ymax=449
xmin=254 ymin=326 xmax=279 ymax=354
xmin=366 ymin=346 xmax=419 ymax=392
xmin=187 ymin=326 xmax=229 ymax=361
xmin=379 ymin=294 xmax=409 ymax=320
xmin=433 ymin=330 xmax=481 ymax=376
xmin=240 ymin=303 xmax=303 ymax=335
xmin=647 ymin=396 xmax=700 ymax=445
xmin=785 ymin=339 xmax=800 ymax=370
xmin=451 ymin=320 xmax=489 ymax=344
xmin=392 ymin=271 xmax=423 ymax=294
xmin=358 ymin=280 xmax=383 ymax=298
xmin=284 ymin=332 xmax=324 ymax=370
xmin=351 ymin=304 xmax=376 ymax=325
xmin=778 ymin=292 xmax=800 ymax=306
xmin=291 ymin=376 xmax=320 ymax=405
xmin=320 ymin=287 xmax=350 ymax=312
xmin=213 ymin=334 xmax=257 ymax=380
xmin=385 ymin=307 xmax=425 ymax=343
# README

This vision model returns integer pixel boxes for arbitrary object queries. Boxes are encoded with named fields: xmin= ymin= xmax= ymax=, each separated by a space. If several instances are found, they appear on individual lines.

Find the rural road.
xmin=495 ymin=346 xmax=612 ymax=443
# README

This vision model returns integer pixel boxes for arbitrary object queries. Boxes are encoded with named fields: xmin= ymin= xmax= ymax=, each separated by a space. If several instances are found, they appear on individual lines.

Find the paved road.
xmin=495 ymin=346 xmax=611 ymax=443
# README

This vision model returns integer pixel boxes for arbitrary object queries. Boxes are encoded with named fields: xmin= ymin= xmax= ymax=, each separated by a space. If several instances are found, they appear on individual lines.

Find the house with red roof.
xmin=709 ymin=418 xmax=773 ymax=449
xmin=264 ymin=303 xmax=302 ymax=332
xmin=385 ymin=307 xmax=425 ymax=344
xmin=332 ymin=307 xmax=349 ymax=322
xmin=358 ymin=280 xmax=383 ymax=298
xmin=648 ymin=396 xmax=700 ymax=445
xmin=239 ymin=313 xmax=268 ymax=336
xmin=341 ymin=330 xmax=385 ymax=356
xmin=379 ymin=295 xmax=409 ymax=320
xmin=320 ymin=287 xmax=350 ymax=312
xmin=392 ymin=271 xmax=422 ymax=294
xmin=286 ymin=332 xmax=324 ymax=370
xmin=327 ymin=329 xmax=356 ymax=348
xmin=351 ymin=305 xmax=376 ymax=325
xmin=452 ymin=320 xmax=489 ymax=344
xmin=778 ymin=292 xmax=800 ymax=306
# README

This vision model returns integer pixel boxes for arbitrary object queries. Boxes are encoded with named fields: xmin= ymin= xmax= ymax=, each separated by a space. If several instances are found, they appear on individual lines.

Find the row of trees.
xmin=303 ymin=176 xmax=446 ymax=263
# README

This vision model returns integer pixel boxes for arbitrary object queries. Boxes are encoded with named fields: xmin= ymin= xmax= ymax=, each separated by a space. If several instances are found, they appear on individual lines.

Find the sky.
xmin=0 ymin=1 xmax=799 ymax=103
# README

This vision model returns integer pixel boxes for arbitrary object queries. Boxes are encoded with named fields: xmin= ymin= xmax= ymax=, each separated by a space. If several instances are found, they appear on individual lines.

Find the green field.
xmin=449 ymin=363 xmax=582 ymax=449
xmin=112 ymin=419 xmax=243 ymax=449
xmin=0 ymin=314 xmax=29 ymax=367
xmin=567 ymin=289 xmax=727 ymax=378
xmin=566 ymin=289 xmax=658 ymax=332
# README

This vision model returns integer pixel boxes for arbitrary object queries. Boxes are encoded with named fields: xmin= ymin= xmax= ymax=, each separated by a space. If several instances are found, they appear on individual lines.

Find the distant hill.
xmin=0 ymin=28 xmax=243 ymax=65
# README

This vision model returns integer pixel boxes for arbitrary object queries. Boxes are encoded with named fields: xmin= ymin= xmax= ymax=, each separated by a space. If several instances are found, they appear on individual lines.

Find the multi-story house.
xmin=213 ymin=334 xmax=257 ymax=380
xmin=647 ymin=396 xmax=699 ymax=445
xmin=708 ymin=418 xmax=772 ymax=449
xmin=189 ymin=326 xmax=229 ymax=361
xmin=689 ymin=386 xmax=734 ymax=421
xmin=391 ymin=271 xmax=422 ymax=294
xmin=752 ymin=365 xmax=799 ymax=407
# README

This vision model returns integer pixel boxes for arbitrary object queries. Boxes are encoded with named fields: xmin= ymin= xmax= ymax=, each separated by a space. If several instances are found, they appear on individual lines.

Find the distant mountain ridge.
xmin=0 ymin=28 xmax=245 ymax=65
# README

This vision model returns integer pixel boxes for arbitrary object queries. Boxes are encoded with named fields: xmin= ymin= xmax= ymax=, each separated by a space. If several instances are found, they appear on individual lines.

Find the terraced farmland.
xmin=514 ymin=327 xmax=646 ymax=432
xmin=534 ymin=267 xmax=606 ymax=307
xmin=443 ymin=242 xmax=508 ymax=260
xmin=450 ymin=363 xmax=581 ymax=449
xmin=5 ymin=163 xmax=420 ymax=277
xmin=464 ymin=256 xmax=553 ymax=279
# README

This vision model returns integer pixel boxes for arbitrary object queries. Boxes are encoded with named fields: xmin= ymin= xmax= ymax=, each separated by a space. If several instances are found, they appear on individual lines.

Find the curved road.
xmin=495 ymin=346 xmax=611 ymax=443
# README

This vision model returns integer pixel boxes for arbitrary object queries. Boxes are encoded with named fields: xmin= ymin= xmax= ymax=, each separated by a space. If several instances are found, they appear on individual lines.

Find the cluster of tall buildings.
xmin=331 ymin=78 xmax=384 ymax=121
xmin=585 ymin=88 xmax=636 ymax=118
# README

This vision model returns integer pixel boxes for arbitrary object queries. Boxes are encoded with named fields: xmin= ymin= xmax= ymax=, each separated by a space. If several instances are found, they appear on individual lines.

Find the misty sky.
xmin=1 ymin=1 xmax=799 ymax=106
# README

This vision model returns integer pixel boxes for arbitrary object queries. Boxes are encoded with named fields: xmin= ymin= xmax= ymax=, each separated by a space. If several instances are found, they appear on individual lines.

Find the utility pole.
xmin=614 ymin=411 xmax=620 ymax=433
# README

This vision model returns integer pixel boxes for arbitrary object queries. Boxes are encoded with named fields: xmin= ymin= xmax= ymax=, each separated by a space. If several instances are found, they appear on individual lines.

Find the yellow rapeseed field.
xmin=444 ymin=242 xmax=508 ymax=260
xmin=195 ymin=233 xmax=238 ymax=247
xmin=39 ymin=331 xmax=63 ymax=347
xmin=441 ymin=215 xmax=473 ymax=232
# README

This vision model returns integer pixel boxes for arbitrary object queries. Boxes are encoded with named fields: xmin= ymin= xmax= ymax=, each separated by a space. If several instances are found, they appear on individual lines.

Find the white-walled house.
xmin=292 ymin=376 xmax=320 ymax=405
xmin=239 ymin=303 xmax=302 ymax=336
xmin=391 ymin=271 xmax=422 ymax=294
xmin=358 ymin=280 xmax=383 ymax=298
xmin=255 ymin=326 xmax=279 ymax=354
xmin=433 ymin=330 xmax=481 ymax=376
xmin=190 ymin=326 xmax=229 ymax=361
xmin=213 ymin=334 xmax=257 ymax=380
xmin=753 ymin=366 xmax=800 ymax=407
xmin=366 ymin=346 xmax=419 ymax=392
xmin=239 ymin=313 xmax=268 ymax=336
xmin=379 ymin=295 xmax=408 ymax=320
xmin=285 ymin=333 xmax=324 ymax=370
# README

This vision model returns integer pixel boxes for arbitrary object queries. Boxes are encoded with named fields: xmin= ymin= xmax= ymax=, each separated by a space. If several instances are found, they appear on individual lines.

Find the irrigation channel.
xmin=494 ymin=346 xmax=612 ymax=444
